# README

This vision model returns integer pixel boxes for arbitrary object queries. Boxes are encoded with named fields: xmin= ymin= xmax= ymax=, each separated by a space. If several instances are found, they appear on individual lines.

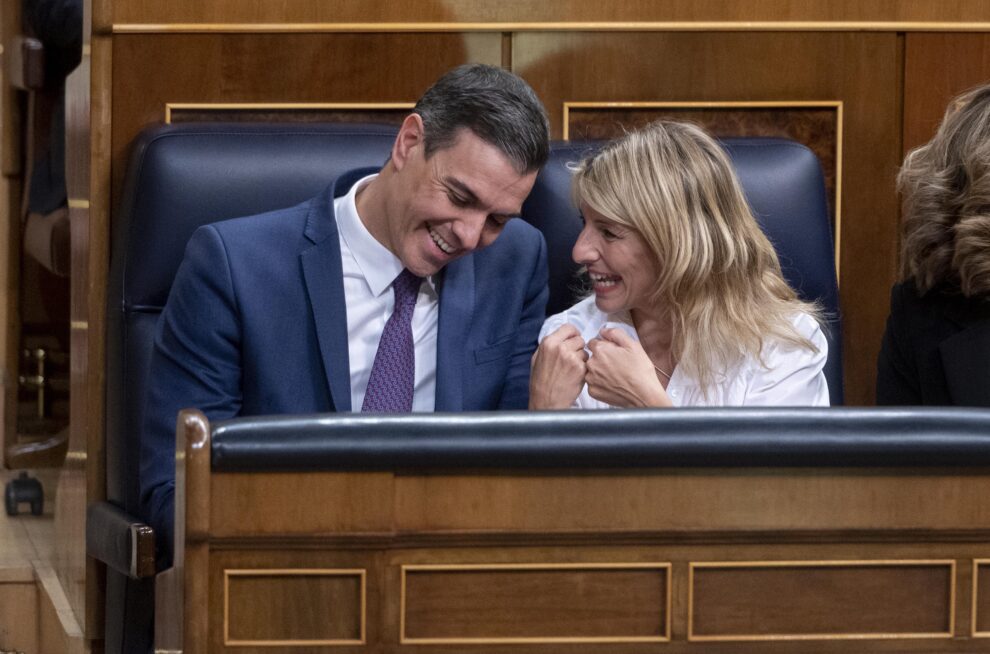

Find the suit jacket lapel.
xmin=435 ymin=256 xmax=475 ymax=411
xmin=299 ymin=171 xmax=376 ymax=412
xmin=939 ymin=319 xmax=990 ymax=407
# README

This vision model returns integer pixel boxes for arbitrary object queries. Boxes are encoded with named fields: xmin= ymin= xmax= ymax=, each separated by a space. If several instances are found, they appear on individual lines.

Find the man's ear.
xmin=392 ymin=113 xmax=425 ymax=172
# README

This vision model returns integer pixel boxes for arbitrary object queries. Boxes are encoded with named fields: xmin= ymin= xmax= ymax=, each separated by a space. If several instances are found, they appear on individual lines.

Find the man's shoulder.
xmin=481 ymin=218 xmax=545 ymax=258
xmin=208 ymin=194 xmax=323 ymax=239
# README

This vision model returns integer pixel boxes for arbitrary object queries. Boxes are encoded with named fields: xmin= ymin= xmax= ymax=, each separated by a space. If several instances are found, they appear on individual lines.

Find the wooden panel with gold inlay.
xmin=400 ymin=563 xmax=670 ymax=644
xmin=224 ymin=568 xmax=366 ymax=646
xmin=973 ymin=560 xmax=990 ymax=637
xmin=689 ymin=560 xmax=955 ymax=641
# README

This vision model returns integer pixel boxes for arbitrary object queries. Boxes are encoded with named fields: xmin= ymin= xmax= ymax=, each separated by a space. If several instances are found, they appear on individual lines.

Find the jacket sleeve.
xmin=497 ymin=232 xmax=549 ymax=410
xmin=140 ymin=225 xmax=243 ymax=568
xmin=876 ymin=282 xmax=922 ymax=405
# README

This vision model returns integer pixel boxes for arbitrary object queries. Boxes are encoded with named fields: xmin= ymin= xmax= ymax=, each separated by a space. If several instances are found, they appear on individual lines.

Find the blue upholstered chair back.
xmin=522 ymin=139 xmax=843 ymax=404
xmin=104 ymin=123 xmax=399 ymax=653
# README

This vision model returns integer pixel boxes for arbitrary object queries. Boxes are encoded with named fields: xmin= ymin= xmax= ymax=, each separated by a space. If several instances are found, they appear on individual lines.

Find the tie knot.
xmin=392 ymin=269 xmax=422 ymax=312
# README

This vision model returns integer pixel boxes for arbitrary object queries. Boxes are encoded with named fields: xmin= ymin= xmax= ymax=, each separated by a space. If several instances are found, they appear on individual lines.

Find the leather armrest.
xmin=86 ymin=501 xmax=156 ymax=579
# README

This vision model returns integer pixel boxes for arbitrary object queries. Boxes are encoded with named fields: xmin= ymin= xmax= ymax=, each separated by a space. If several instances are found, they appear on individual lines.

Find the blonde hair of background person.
xmin=530 ymin=121 xmax=828 ymax=408
xmin=898 ymin=83 xmax=990 ymax=297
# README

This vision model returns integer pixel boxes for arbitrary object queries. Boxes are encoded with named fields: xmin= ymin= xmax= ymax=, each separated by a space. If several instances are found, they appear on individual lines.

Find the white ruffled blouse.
xmin=538 ymin=296 xmax=830 ymax=408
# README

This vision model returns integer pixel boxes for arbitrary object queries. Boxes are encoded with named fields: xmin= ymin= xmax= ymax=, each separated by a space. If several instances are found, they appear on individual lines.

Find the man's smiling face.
xmin=375 ymin=115 xmax=538 ymax=277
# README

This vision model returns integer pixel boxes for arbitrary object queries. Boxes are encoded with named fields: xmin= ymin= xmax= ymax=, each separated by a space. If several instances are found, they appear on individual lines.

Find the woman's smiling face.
xmin=572 ymin=203 xmax=660 ymax=315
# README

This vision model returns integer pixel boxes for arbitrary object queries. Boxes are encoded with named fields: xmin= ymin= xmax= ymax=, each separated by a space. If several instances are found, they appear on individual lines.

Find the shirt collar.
xmin=336 ymin=173 xmax=437 ymax=298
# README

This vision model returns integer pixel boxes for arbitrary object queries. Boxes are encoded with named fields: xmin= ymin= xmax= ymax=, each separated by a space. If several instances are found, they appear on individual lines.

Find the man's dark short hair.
xmin=414 ymin=64 xmax=550 ymax=173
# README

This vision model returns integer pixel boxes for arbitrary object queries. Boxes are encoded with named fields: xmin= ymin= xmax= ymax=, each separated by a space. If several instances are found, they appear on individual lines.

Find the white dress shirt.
xmin=334 ymin=175 xmax=439 ymax=411
xmin=539 ymin=296 xmax=830 ymax=408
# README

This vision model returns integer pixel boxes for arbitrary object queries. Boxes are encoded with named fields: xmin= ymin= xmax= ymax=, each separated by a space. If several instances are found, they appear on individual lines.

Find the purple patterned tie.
xmin=361 ymin=269 xmax=422 ymax=412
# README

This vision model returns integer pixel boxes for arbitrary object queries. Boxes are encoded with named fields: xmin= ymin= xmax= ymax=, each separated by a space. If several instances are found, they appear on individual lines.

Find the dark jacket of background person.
xmin=877 ymin=279 xmax=990 ymax=406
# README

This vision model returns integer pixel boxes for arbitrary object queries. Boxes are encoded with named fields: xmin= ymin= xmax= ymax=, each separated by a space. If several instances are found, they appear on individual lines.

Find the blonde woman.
xmin=529 ymin=121 xmax=829 ymax=409
xmin=877 ymin=83 xmax=990 ymax=406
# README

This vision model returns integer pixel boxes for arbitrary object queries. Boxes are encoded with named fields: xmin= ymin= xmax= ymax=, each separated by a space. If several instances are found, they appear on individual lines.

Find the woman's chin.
xmin=593 ymin=293 xmax=625 ymax=314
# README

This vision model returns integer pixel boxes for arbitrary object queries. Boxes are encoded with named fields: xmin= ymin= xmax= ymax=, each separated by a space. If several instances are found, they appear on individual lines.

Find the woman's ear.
xmin=391 ymin=113 xmax=425 ymax=171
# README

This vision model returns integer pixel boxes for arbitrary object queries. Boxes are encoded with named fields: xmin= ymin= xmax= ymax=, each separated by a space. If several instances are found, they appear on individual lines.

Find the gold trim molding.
xmin=223 ymin=568 xmax=367 ymax=647
xmin=400 ymin=562 xmax=672 ymax=645
xmin=165 ymin=101 xmax=414 ymax=123
xmin=688 ymin=559 xmax=956 ymax=642
xmin=563 ymin=100 xmax=843 ymax=284
xmin=113 ymin=21 xmax=990 ymax=34
xmin=974 ymin=559 xmax=990 ymax=637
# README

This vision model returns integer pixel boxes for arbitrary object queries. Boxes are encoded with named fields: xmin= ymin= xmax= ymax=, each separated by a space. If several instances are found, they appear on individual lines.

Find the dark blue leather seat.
xmin=93 ymin=123 xmax=399 ymax=654
xmin=522 ymin=138 xmax=843 ymax=404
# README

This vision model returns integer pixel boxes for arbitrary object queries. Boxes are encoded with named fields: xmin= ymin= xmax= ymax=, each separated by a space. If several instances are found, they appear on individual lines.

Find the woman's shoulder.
xmin=755 ymin=310 xmax=827 ymax=364
xmin=790 ymin=310 xmax=826 ymax=343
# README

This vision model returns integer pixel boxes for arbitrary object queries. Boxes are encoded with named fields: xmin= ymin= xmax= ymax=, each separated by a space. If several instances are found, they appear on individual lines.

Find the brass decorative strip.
xmin=223 ymin=568 xmax=366 ymax=647
xmin=400 ymin=562 xmax=672 ymax=645
xmin=68 ymin=198 xmax=90 ymax=209
xmin=70 ymin=321 xmax=88 ymax=330
xmin=113 ymin=21 xmax=990 ymax=34
xmin=688 ymin=559 xmax=956 ymax=642
xmin=974 ymin=559 xmax=990 ymax=637
xmin=164 ymin=101 xmax=414 ymax=124
xmin=563 ymin=100 xmax=843 ymax=284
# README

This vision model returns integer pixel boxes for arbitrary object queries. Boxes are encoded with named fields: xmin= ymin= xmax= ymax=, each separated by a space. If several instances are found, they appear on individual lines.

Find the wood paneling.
xmin=401 ymin=564 xmax=669 ymax=643
xmin=211 ymin=472 xmax=395 ymax=536
xmin=208 ymin=551 xmax=380 ymax=654
xmin=224 ymin=569 xmax=364 ymax=645
xmin=109 ymin=32 xmax=499 ymax=224
xmin=903 ymin=34 xmax=990 ymax=155
xmin=515 ymin=31 xmax=901 ymax=404
xmin=690 ymin=561 xmax=953 ymax=640
xmin=103 ymin=1 xmax=990 ymax=32
xmin=392 ymin=469 xmax=990 ymax=534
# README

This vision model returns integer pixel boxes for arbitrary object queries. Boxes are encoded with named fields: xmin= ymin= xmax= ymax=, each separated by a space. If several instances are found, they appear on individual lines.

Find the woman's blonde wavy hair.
xmin=899 ymin=83 xmax=990 ymax=297
xmin=571 ymin=120 xmax=821 ymax=393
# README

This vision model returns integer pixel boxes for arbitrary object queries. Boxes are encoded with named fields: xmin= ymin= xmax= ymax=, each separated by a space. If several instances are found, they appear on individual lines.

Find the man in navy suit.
xmin=141 ymin=64 xmax=550 ymax=565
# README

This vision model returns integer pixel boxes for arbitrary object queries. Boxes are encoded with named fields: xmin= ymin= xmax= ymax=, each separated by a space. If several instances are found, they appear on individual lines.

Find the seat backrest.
xmin=109 ymin=126 xmax=844 ymax=508
xmin=107 ymin=123 xmax=399 ymax=515
xmin=522 ymin=138 xmax=843 ymax=404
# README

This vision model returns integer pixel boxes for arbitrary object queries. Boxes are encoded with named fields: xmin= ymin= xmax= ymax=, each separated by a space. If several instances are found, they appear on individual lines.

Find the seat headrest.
xmin=115 ymin=122 xmax=399 ymax=309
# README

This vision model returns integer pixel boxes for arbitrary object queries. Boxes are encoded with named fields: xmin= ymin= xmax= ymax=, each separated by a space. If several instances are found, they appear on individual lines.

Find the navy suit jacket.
xmin=140 ymin=168 xmax=549 ymax=564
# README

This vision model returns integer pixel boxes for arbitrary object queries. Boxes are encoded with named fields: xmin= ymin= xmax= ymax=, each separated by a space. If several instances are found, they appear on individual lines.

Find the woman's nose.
xmin=572 ymin=227 xmax=598 ymax=264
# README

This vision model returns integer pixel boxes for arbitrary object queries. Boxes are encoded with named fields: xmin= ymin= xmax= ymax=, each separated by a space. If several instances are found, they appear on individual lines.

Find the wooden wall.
xmin=66 ymin=1 xmax=990 ymax=648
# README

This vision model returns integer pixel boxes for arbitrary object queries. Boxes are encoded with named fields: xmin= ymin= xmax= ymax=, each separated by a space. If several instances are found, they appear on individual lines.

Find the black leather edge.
xmin=210 ymin=407 xmax=990 ymax=471
xmin=86 ymin=501 xmax=156 ymax=579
